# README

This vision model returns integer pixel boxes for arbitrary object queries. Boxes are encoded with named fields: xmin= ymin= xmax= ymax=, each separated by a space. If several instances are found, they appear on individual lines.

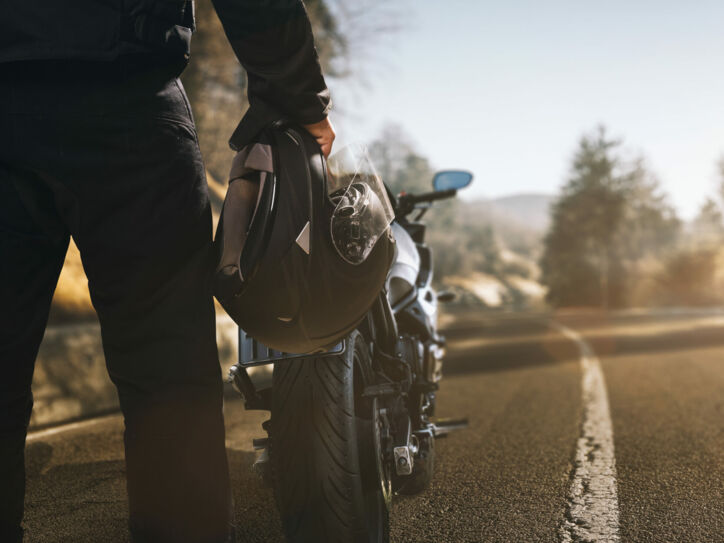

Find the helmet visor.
xmin=327 ymin=143 xmax=394 ymax=265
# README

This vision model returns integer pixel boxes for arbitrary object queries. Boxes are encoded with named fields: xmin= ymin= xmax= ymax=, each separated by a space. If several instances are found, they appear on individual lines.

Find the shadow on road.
xmin=23 ymin=440 xmax=283 ymax=542
xmin=441 ymin=310 xmax=724 ymax=377
xmin=227 ymin=449 xmax=284 ymax=542
xmin=584 ymin=325 xmax=724 ymax=360
xmin=442 ymin=315 xmax=580 ymax=376
xmin=24 ymin=457 xmax=129 ymax=542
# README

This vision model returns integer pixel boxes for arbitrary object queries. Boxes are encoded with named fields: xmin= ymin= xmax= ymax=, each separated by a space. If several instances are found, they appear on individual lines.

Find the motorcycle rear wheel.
xmin=270 ymin=330 xmax=390 ymax=543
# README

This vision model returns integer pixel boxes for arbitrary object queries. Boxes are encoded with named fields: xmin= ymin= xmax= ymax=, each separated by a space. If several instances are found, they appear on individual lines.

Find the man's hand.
xmin=303 ymin=117 xmax=336 ymax=158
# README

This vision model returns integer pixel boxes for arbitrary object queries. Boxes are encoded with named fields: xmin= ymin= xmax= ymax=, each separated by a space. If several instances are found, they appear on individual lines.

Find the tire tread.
xmin=271 ymin=331 xmax=378 ymax=542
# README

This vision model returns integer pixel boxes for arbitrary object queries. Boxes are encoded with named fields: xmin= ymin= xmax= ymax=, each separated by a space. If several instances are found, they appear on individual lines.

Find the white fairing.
xmin=387 ymin=222 xmax=420 ymax=306
xmin=418 ymin=278 xmax=438 ymax=332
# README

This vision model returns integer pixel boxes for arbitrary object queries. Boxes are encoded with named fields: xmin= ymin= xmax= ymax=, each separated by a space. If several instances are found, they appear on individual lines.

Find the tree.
xmin=306 ymin=0 xmax=348 ymax=77
xmin=368 ymin=124 xmax=505 ymax=281
xmin=541 ymin=126 xmax=680 ymax=308
xmin=616 ymin=159 xmax=680 ymax=259
xmin=180 ymin=0 xmax=245 ymax=182
xmin=368 ymin=124 xmax=431 ymax=194
xmin=686 ymin=154 xmax=724 ymax=247
xmin=692 ymin=198 xmax=724 ymax=245
xmin=181 ymin=0 xmax=367 ymax=184
xmin=541 ymin=127 xmax=624 ymax=307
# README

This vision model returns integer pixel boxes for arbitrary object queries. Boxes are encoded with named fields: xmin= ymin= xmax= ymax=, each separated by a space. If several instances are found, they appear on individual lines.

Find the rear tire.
xmin=270 ymin=330 xmax=389 ymax=543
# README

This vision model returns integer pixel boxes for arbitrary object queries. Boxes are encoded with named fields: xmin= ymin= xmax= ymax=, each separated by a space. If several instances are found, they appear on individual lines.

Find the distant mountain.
xmin=453 ymin=193 xmax=554 ymax=255
xmin=438 ymin=193 xmax=555 ymax=309
xmin=487 ymin=193 xmax=555 ymax=233
xmin=463 ymin=193 xmax=555 ymax=234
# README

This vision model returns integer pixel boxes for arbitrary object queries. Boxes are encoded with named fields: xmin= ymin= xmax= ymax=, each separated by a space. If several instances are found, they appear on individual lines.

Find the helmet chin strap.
xmin=216 ymin=177 xmax=258 ymax=285
xmin=228 ymin=142 xmax=275 ymax=240
xmin=217 ymin=142 xmax=275 ymax=285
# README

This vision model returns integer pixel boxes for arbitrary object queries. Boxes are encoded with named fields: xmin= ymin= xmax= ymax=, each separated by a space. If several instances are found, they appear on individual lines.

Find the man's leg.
xmin=0 ymin=166 xmax=69 ymax=542
xmin=69 ymin=79 xmax=232 ymax=542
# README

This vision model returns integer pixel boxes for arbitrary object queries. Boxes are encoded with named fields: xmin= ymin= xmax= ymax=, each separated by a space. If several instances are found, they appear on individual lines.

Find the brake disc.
xmin=372 ymin=398 xmax=393 ymax=508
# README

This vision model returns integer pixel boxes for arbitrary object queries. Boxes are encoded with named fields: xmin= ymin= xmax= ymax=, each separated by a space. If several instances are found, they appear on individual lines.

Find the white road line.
xmin=551 ymin=321 xmax=621 ymax=543
xmin=26 ymin=414 xmax=120 ymax=443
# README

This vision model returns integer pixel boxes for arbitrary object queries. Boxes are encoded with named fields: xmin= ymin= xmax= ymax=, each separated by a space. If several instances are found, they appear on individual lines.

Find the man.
xmin=0 ymin=1 xmax=334 ymax=541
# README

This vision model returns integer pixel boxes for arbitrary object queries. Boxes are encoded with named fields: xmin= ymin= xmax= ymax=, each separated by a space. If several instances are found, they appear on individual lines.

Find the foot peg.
xmin=431 ymin=418 xmax=469 ymax=437
xmin=393 ymin=445 xmax=414 ymax=476
xmin=393 ymin=417 xmax=418 ymax=476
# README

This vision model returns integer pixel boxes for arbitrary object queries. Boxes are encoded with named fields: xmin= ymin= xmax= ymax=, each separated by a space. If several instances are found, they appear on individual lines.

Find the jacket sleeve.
xmin=211 ymin=0 xmax=331 ymax=149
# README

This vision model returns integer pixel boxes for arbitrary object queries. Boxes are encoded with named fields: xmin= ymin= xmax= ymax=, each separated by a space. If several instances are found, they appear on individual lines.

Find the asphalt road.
xmin=23 ymin=309 xmax=724 ymax=542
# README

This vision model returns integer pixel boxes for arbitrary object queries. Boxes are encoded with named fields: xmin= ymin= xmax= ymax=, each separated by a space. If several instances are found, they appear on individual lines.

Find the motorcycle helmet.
xmin=214 ymin=121 xmax=395 ymax=354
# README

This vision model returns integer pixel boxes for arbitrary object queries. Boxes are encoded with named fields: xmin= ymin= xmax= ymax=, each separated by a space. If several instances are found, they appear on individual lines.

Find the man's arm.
xmin=211 ymin=0 xmax=334 ymax=155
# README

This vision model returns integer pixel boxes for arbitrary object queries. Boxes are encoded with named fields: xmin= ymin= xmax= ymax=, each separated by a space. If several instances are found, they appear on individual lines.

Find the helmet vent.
xmin=295 ymin=221 xmax=311 ymax=254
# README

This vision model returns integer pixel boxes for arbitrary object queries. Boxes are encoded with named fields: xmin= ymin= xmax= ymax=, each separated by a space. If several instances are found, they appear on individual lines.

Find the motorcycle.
xmin=227 ymin=168 xmax=473 ymax=542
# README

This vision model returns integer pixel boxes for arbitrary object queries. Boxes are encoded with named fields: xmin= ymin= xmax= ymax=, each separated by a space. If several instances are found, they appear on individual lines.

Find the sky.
xmin=330 ymin=0 xmax=724 ymax=219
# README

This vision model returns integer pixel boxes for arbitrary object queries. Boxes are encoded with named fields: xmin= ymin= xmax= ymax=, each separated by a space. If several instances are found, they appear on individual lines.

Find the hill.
xmin=462 ymin=193 xmax=553 ymax=234
xmin=456 ymin=193 xmax=553 ymax=256
xmin=485 ymin=193 xmax=554 ymax=232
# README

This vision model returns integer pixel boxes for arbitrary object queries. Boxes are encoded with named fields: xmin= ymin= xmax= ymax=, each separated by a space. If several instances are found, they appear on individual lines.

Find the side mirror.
xmin=432 ymin=170 xmax=473 ymax=192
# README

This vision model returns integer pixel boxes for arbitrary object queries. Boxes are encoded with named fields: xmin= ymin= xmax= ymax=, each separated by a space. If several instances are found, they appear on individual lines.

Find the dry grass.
xmin=48 ymin=239 xmax=95 ymax=323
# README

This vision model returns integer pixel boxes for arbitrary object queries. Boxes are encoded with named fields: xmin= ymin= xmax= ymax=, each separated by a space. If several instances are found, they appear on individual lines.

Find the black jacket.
xmin=0 ymin=0 xmax=330 ymax=149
